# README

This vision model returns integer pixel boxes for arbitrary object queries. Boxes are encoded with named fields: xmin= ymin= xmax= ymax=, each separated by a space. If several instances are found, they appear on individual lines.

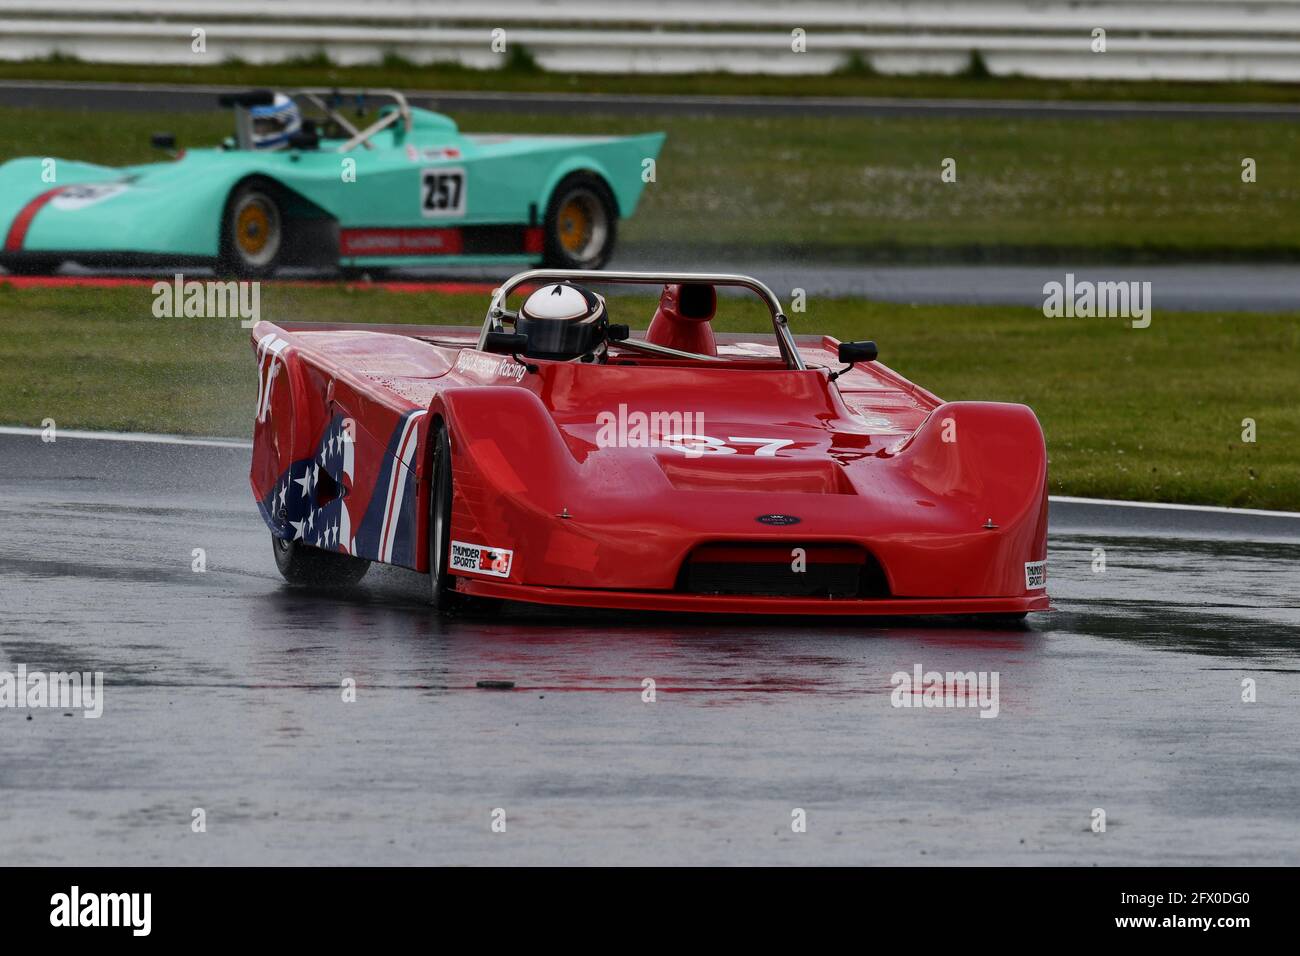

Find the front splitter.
xmin=456 ymin=578 xmax=1051 ymax=617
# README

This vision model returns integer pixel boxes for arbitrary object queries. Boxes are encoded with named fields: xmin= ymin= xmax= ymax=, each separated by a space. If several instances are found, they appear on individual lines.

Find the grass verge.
xmin=4 ymin=106 xmax=1300 ymax=262
xmin=1 ymin=280 xmax=1294 ymax=510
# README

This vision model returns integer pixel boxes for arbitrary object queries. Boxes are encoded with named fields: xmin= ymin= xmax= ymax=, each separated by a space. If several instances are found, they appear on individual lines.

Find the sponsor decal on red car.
xmin=450 ymin=541 xmax=513 ymax=578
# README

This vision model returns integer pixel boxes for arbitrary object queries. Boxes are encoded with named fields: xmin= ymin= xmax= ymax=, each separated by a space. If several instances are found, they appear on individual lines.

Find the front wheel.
xmin=272 ymin=535 xmax=370 ymax=587
xmin=541 ymin=172 xmax=618 ymax=269
xmin=427 ymin=424 xmax=471 ymax=612
xmin=219 ymin=183 xmax=284 ymax=278
xmin=426 ymin=423 xmax=502 ymax=616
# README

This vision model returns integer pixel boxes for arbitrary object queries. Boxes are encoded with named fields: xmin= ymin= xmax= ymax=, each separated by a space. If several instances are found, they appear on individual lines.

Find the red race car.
xmin=250 ymin=270 xmax=1049 ymax=621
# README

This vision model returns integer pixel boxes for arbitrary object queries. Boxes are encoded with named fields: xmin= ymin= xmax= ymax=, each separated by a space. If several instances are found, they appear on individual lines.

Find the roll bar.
xmin=480 ymin=270 xmax=805 ymax=371
xmin=291 ymin=89 xmax=413 ymax=153
xmin=222 ymin=88 xmax=413 ymax=152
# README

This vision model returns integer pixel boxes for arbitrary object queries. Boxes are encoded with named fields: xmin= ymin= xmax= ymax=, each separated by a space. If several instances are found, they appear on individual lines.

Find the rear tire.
xmin=541 ymin=172 xmax=618 ymax=270
xmin=219 ymin=183 xmax=284 ymax=278
xmin=272 ymin=535 xmax=370 ymax=587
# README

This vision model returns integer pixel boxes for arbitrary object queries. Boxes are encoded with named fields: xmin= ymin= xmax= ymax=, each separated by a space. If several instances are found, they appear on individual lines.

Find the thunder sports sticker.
xmin=1024 ymin=560 xmax=1047 ymax=590
xmin=450 ymin=541 xmax=513 ymax=578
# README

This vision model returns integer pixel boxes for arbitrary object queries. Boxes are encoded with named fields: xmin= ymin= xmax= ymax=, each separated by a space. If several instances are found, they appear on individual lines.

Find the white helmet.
xmin=515 ymin=283 xmax=607 ymax=359
xmin=249 ymin=94 xmax=302 ymax=151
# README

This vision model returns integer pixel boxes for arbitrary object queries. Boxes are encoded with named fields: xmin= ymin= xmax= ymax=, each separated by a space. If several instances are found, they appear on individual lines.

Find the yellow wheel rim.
xmin=558 ymin=198 xmax=592 ymax=254
xmin=236 ymin=203 xmax=271 ymax=255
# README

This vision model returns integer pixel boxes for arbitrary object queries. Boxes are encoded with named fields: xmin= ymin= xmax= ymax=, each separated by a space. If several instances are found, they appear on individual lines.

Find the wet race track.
xmin=2 ymin=432 xmax=1299 ymax=865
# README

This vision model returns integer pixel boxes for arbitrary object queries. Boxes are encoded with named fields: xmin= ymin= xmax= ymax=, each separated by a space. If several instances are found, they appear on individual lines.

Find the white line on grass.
xmin=1048 ymin=495 xmax=1300 ymax=519
xmin=0 ymin=425 xmax=252 ymax=449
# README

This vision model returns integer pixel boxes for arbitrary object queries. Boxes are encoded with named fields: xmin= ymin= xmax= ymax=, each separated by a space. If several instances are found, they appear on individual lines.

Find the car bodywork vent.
xmin=677 ymin=543 xmax=890 ymax=598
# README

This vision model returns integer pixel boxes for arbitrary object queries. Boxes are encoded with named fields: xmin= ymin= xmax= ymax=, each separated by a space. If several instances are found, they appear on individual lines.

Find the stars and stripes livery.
xmin=255 ymin=403 xmax=427 ymax=568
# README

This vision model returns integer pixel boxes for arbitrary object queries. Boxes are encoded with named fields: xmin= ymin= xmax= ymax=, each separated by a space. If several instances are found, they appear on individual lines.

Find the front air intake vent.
xmin=678 ymin=543 xmax=890 ymax=598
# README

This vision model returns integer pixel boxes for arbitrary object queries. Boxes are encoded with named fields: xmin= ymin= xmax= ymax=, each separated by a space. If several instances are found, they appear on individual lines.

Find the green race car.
xmin=0 ymin=89 xmax=664 ymax=277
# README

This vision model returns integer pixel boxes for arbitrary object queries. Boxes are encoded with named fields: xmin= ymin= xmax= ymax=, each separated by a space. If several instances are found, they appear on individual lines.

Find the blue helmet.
xmin=249 ymin=94 xmax=302 ymax=150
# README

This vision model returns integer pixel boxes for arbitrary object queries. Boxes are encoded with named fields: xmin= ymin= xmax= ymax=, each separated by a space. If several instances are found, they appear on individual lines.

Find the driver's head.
xmin=249 ymin=94 xmax=302 ymax=150
xmin=516 ymin=282 xmax=607 ymax=359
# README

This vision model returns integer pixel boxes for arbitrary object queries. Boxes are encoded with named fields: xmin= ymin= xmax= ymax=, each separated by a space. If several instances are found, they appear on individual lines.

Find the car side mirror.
xmin=483 ymin=331 xmax=529 ymax=355
xmin=151 ymin=132 xmax=176 ymax=150
xmin=607 ymin=324 xmax=630 ymax=342
xmin=838 ymin=340 xmax=878 ymax=364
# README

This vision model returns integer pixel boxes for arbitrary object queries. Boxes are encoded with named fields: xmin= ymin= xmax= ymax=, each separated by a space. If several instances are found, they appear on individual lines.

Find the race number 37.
xmin=420 ymin=167 xmax=466 ymax=217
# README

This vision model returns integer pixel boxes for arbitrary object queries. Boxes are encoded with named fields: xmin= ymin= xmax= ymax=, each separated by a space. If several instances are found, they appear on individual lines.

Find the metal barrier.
xmin=3 ymin=1 xmax=1300 ymax=80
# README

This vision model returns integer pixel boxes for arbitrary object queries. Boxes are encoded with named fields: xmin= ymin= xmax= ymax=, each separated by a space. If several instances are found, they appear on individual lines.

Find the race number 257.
xmin=421 ymin=168 xmax=466 ymax=217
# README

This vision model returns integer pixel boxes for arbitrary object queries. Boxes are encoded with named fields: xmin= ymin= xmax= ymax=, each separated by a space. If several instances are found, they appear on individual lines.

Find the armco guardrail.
xmin=3 ymin=1 xmax=1300 ymax=80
